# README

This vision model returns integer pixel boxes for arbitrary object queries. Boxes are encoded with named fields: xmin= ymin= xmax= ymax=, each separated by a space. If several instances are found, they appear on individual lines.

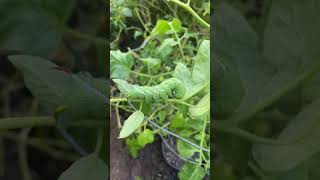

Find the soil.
xmin=110 ymin=113 xmax=178 ymax=180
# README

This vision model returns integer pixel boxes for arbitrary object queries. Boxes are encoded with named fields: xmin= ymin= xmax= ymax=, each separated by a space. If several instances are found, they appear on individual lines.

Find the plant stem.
xmin=0 ymin=116 xmax=106 ymax=130
xmin=198 ymin=116 xmax=208 ymax=165
xmin=0 ymin=116 xmax=54 ymax=130
xmin=64 ymin=28 xmax=107 ymax=46
xmin=167 ymin=0 xmax=210 ymax=28
xmin=110 ymin=98 xmax=128 ymax=103
xmin=0 ymin=140 xmax=4 ymax=176
xmin=135 ymin=8 xmax=150 ymax=33
xmin=248 ymin=161 xmax=267 ymax=180
xmin=18 ymin=128 xmax=31 ymax=180
xmin=169 ymin=23 xmax=185 ymax=58
xmin=115 ymin=102 xmax=123 ymax=128
xmin=94 ymin=128 xmax=104 ymax=155
xmin=224 ymin=127 xmax=291 ymax=145
xmin=167 ymin=99 xmax=195 ymax=107
xmin=1 ymin=132 xmax=79 ymax=161
xmin=110 ymin=97 xmax=193 ymax=107
xmin=130 ymin=70 xmax=172 ymax=78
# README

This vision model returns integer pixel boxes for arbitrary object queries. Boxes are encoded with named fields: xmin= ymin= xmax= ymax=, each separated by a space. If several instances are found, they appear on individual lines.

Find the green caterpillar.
xmin=113 ymin=78 xmax=186 ymax=101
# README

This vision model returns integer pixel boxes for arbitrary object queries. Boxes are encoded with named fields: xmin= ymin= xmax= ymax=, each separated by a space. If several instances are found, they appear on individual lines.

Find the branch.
xmin=167 ymin=0 xmax=210 ymax=28
xmin=0 ymin=116 xmax=54 ymax=130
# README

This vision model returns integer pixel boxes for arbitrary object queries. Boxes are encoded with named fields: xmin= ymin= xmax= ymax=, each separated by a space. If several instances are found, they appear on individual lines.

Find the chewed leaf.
xmin=119 ymin=111 xmax=144 ymax=138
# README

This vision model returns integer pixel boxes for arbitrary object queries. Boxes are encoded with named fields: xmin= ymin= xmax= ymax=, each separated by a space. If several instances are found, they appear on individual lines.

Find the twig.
xmin=167 ymin=0 xmax=210 ymax=28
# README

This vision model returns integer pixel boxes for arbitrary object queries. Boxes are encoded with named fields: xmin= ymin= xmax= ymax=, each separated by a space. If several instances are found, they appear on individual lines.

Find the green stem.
xmin=0 ymin=140 xmax=4 ymax=176
xmin=0 ymin=116 xmax=107 ymax=130
xmin=130 ymin=70 xmax=172 ymax=78
xmin=18 ymin=128 xmax=32 ymax=180
xmin=110 ymin=98 xmax=128 ymax=103
xmin=169 ymin=23 xmax=184 ymax=58
xmin=135 ymin=8 xmax=150 ymax=33
xmin=248 ymin=161 xmax=267 ymax=180
xmin=1 ymin=132 xmax=79 ymax=161
xmin=198 ymin=116 xmax=208 ymax=165
xmin=110 ymin=97 xmax=193 ymax=107
xmin=64 ymin=28 xmax=107 ymax=46
xmin=167 ymin=0 xmax=210 ymax=28
xmin=224 ymin=127 xmax=291 ymax=145
xmin=94 ymin=128 xmax=104 ymax=155
xmin=115 ymin=102 xmax=123 ymax=128
xmin=0 ymin=116 xmax=54 ymax=130
xmin=167 ymin=99 xmax=194 ymax=107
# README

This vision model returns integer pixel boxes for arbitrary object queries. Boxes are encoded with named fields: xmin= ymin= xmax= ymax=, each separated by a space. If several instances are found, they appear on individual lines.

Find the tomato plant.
xmin=110 ymin=0 xmax=210 ymax=179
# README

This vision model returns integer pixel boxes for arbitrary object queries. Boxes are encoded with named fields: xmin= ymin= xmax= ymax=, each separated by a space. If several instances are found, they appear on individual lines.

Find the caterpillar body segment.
xmin=113 ymin=78 xmax=186 ymax=101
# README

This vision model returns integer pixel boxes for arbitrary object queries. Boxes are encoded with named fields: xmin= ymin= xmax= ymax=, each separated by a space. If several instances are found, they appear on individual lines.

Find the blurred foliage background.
xmin=0 ymin=0 xmax=106 ymax=179
xmin=214 ymin=0 xmax=320 ymax=180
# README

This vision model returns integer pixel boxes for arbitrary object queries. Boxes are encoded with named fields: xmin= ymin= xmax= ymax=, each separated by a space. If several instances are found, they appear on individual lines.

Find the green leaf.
xmin=126 ymin=138 xmax=140 ymax=158
xmin=214 ymin=3 xmax=275 ymax=118
xmin=119 ymin=111 xmax=144 ymax=138
xmin=271 ymin=163 xmax=308 ymax=180
xmin=122 ymin=7 xmax=132 ymax=17
xmin=140 ymin=57 xmax=160 ymax=68
xmin=307 ymin=152 xmax=320 ymax=179
xmin=302 ymin=72 xmax=320 ymax=104
xmin=158 ymin=111 xmax=167 ymax=123
xmin=177 ymin=140 xmax=198 ymax=158
xmin=151 ymin=18 xmax=182 ymax=36
xmin=212 ymin=161 xmax=237 ymax=180
xmin=170 ymin=113 xmax=185 ymax=129
xmin=170 ymin=18 xmax=182 ymax=32
xmin=174 ymin=63 xmax=195 ymax=97
xmin=58 ymin=154 xmax=107 ymax=180
xmin=214 ymin=3 xmax=320 ymax=127
xmin=192 ymin=40 xmax=210 ymax=84
xmin=263 ymin=0 xmax=320 ymax=72
xmin=178 ymin=163 xmax=206 ymax=180
xmin=110 ymin=50 xmax=134 ymax=80
xmin=252 ymin=98 xmax=320 ymax=171
xmin=213 ymin=57 xmax=244 ymax=115
xmin=137 ymin=129 xmax=154 ymax=147
xmin=216 ymin=132 xmax=252 ymax=175
xmin=9 ymin=55 xmax=106 ymax=125
xmin=156 ymin=38 xmax=177 ymax=60
xmin=41 ymin=0 xmax=75 ymax=22
xmin=263 ymin=0 xmax=320 ymax=110
xmin=134 ymin=30 xmax=143 ymax=39
xmin=0 ymin=0 xmax=73 ymax=56
xmin=151 ymin=20 xmax=171 ymax=36
xmin=174 ymin=63 xmax=206 ymax=99
xmin=189 ymin=93 xmax=210 ymax=117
